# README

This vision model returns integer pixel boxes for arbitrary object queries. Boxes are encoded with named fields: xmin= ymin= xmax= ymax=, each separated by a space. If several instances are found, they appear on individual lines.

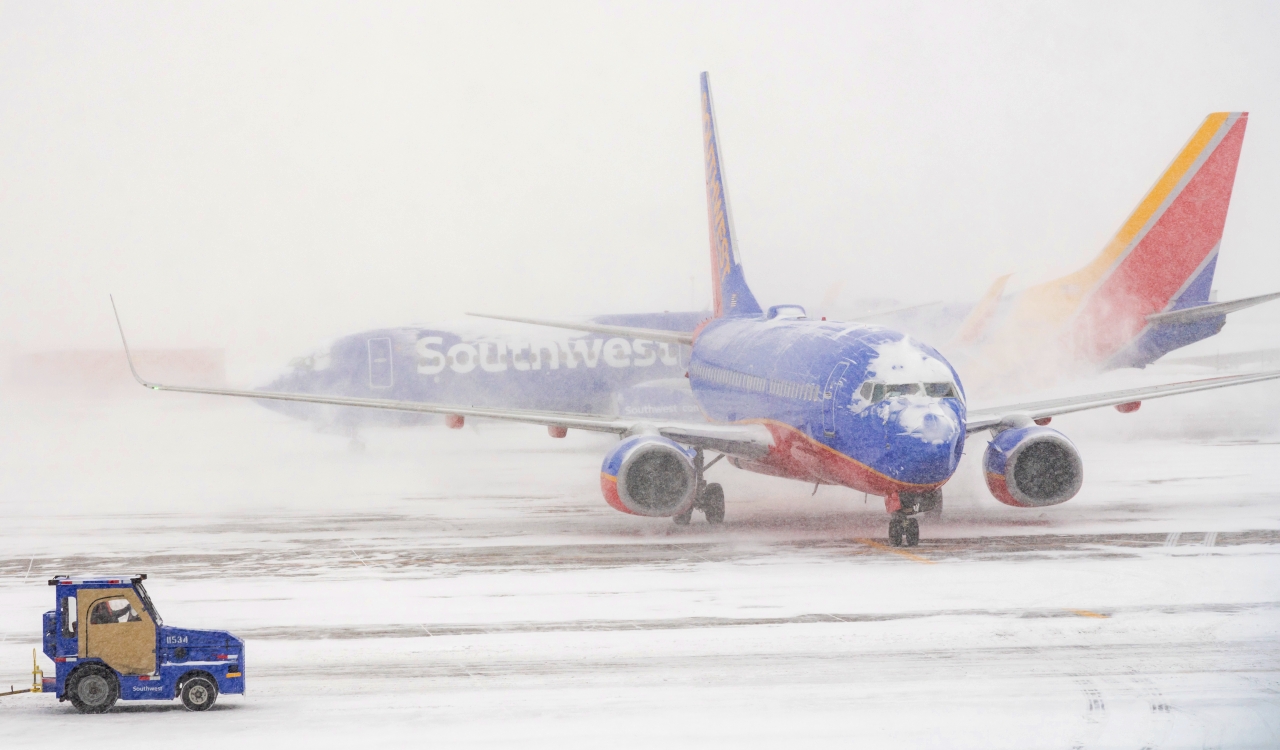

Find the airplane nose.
xmin=898 ymin=405 xmax=960 ymax=445
xmin=883 ymin=405 xmax=963 ymax=484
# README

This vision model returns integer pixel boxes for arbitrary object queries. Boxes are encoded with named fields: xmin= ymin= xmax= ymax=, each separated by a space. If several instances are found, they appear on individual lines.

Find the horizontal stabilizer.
xmin=1145 ymin=290 xmax=1280 ymax=325
xmin=466 ymin=313 xmax=694 ymax=345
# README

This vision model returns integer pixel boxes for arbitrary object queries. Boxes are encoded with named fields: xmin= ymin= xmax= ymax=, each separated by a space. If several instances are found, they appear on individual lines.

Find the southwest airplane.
xmin=261 ymin=107 xmax=1276 ymax=430
xmin=114 ymin=74 xmax=1280 ymax=547
xmin=256 ymin=311 xmax=708 ymax=434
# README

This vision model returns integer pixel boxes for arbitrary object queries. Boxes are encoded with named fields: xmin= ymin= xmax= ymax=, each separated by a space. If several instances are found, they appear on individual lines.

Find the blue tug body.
xmin=42 ymin=574 xmax=244 ymax=713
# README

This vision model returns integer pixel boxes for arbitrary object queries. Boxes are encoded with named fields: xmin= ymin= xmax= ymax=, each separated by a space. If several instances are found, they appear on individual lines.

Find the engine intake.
xmin=600 ymin=435 xmax=697 ymax=517
xmin=984 ymin=426 xmax=1083 ymax=508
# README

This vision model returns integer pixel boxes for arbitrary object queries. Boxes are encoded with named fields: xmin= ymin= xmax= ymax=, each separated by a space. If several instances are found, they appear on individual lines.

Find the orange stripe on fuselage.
xmin=737 ymin=418 xmax=946 ymax=496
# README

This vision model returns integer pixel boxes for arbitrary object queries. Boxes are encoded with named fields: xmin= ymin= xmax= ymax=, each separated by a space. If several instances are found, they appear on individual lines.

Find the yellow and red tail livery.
xmin=966 ymin=113 xmax=1248 ymax=384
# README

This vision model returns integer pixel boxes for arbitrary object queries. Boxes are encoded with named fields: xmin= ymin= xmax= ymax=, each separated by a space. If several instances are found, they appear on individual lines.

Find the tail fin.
xmin=702 ymin=72 xmax=762 ymax=317
xmin=953 ymin=274 xmax=1012 ymax=346
xmin=993 ymin=112 xmax=1248 ymax=369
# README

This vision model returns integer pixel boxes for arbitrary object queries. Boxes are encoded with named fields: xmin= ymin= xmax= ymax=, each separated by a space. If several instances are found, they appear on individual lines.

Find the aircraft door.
xmin=368 ymin=337 xmax=393 ymax=389
xmin=822 ymin=361 xmax=851 ymax=437
xmin=79 ymin=591 xmax=156 ymax=675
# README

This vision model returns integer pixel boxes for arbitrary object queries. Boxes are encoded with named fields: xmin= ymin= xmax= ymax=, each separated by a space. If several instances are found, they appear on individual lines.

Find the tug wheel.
xmin=701 ymin=483 xmax=725 ymax=524
xmin=180 ymin=675 xmax=218 ymax=711
xmin=68 ymin=664 xmax=118 ymax=714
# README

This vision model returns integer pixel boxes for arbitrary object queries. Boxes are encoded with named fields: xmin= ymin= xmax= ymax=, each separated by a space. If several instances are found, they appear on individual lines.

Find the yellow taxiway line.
xmin=1068 ymin=609 xmax=1110 ymax=619
xmin=856 ymin=538 xmax=936 ymax=564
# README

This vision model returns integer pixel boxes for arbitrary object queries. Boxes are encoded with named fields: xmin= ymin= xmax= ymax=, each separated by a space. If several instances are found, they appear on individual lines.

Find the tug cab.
xmin=42 ymin=574 xmax=244 ymax=713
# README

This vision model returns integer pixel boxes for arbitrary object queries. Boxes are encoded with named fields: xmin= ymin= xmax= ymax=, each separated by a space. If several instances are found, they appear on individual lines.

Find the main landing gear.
xmin=674 ymin=450 xmax=725 ymax=525
xmin=887 ymin=489 xmax=942 ymax=547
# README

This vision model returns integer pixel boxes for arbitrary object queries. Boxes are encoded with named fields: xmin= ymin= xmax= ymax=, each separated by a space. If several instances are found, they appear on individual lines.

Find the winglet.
xmin=109 ymin=296 xmax=158 ymax=390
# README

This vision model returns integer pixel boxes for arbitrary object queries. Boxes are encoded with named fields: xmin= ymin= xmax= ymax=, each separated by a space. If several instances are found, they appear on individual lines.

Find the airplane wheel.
xmin=905 ymin=517 xmax=920 ymax=547
xmin=180 ymin=675 xmax=218 ymax=711
xmin=701 ymin=483 xmax=725 ymax=524
xmin=888 ymin=517 xmax=904 ymax=547
xmin=68 ymin=664 xmax=119 ymax=714
xmin=673 ymin=505 xmax=693 ymax=525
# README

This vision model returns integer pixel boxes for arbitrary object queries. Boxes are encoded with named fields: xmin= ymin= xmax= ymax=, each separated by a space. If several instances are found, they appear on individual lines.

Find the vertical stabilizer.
xmin=702 ymin=72 xmax=763 ymax=317
xmin=953 ymin=274 xmax=1012 ymax=346
xmin=969 ymin=112 xmax=1248 ymax=382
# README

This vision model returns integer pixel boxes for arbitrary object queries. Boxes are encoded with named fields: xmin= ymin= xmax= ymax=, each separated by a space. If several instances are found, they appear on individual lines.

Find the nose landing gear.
xmin=888 ymin=515 xmax=919 ymax=547
xmin=887 ymin=490 xmax=939 ymax=547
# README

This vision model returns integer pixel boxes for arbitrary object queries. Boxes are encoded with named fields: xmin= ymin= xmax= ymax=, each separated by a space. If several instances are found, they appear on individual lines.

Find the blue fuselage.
xmin=260 ymin=312 xmax=708 ymax=427
xmin=689 ymin=315 xmax=967 ymax=495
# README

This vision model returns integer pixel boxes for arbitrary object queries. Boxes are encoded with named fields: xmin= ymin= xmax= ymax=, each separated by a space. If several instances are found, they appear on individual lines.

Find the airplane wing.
xmin=112 ymin=300 xmax=768 ymax=459
xmin=966 ymin=368 xmax=1280 ymax=433
xmin=466 ymin=313 xmax=693 ymax=345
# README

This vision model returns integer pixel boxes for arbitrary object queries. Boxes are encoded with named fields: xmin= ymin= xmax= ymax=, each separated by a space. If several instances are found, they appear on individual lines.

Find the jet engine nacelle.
xmin=600 ymin=435 xmax=698 ymax=517
xmin=984 ymin=425 xmax=1084 ymax=508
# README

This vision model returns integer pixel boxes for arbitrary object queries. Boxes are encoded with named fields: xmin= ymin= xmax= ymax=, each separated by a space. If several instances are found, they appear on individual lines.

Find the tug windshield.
xmin=134 ymin=582 xmax=163 ymax=626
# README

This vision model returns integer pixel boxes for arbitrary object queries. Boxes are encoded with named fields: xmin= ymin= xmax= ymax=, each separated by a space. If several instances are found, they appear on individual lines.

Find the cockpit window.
xmin=924 ymin=382 xmax=958 ymax=399
xmin=858 ymin=381 xmax=959 ymax=403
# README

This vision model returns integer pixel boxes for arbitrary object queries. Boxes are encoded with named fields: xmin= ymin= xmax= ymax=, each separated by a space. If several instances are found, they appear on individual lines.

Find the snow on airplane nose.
xmin=878 ymin=402 xmax=964 ymax=486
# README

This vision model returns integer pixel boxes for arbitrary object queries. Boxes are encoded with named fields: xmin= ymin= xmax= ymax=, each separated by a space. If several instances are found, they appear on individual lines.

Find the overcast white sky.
xmin=2 ymin=1 xmax=1278 ymax=366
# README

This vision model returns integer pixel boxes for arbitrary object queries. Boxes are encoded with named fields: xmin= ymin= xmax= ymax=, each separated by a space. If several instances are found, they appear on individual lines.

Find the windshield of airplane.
xmin=859 ymin=381 xmax=959 ymax=403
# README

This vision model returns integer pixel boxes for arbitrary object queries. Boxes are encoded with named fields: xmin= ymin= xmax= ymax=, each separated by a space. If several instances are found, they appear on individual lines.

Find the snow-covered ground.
xmin=0 ymin=388 xmax=1278 ymax=748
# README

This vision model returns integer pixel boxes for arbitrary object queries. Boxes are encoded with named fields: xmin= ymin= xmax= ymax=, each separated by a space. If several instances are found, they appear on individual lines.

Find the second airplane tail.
xmin=968 ymin=112 xmax=1250 ymax=380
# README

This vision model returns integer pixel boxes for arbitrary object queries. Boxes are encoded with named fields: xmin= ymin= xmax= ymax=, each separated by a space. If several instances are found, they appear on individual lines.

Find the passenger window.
xmin=859 ymin=382 xmax=873 ymax=400
xmin=871 ymin=384 xmax=885 ymax=402
xmin=89 ymin=599 xmax=140 ymax=625
xmin=885 ymin=383 xmax=920 ymax=398
xmin=925 ymin=382 xmax=957 ymax=398
xmin=60 ymin=595 xmax=77 ymax=638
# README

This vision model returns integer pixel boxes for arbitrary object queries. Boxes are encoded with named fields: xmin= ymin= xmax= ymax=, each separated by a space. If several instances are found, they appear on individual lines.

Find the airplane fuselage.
xmin=260 ymin=312 xmax=708 ymax=427
xmin=690 ymin=315 xmax=967 ymax=497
